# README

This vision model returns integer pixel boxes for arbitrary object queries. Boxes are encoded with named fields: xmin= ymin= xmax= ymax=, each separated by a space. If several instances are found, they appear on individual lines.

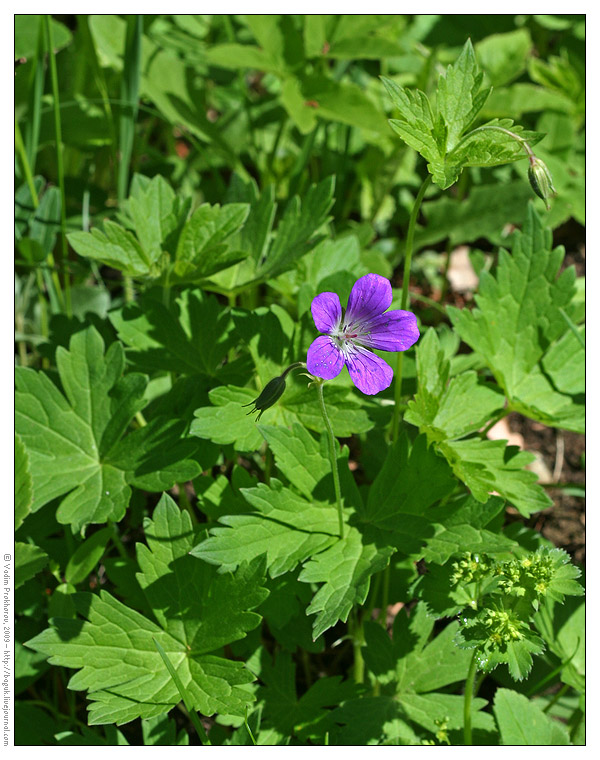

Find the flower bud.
xmin=242 ymin=375 xmax=287 ymax=421
xmin=528 ymin=156 xmax=556 ymax=210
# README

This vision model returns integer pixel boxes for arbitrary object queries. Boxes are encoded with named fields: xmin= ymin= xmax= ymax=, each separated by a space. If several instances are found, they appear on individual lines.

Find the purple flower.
xmin=306 ymin=273 xmax=420 ymax=395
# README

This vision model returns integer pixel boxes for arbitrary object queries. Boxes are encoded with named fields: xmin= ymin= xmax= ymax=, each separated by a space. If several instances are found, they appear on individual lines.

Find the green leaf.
xmin=533 ymin=596 xmax=585 ymax=692
xmin=406 ymin=329 xmax=505 ymax=443
xmin=257 ymin=423 xmax=331 ymax=499
xmin=494 ymin=688 xmax=570 ymax=745
xmin=26 ymin=495 xmax=268 ymax=725
xmin=281 ymin=384 xmax=374 ymax=438
xmin=138 ymin=495 xmax=268 ymax=650
xmin=364 ymin=603 xmax=472 ymax=691
xmin=191 ymin=385 xmax=265 ymax=451
xmin=258 ymin=177 xmax=335 ymax=279
xmin=68 ymin=220 xmax=152 ymax=278
xmin=299 ymin=524 xmax=394 ymax=639
xmin=15 ymin=542 xmax=49 ymax=589
xmin=397 ymin=692 xmax=494 ymax=737
xmin=363 ymin=433 xmax=455 ymax=529
xmin=329 ymin=696 xmax=419 ymax=745
xmin=124 ymin=174 xmax=190 ymax=264
xmin=405 ymin=329 xmax=549 ymax=516
xmin=109 ymin=289 xmax=235 ymax=376
xmin=542 ymin=324 xmax=585 ymax=395
xmin=142 ymin=714 xmax=189 ymax=746
xmin=439 ymin=438 xmax=551 ymax=517
xmin=448 ymin=205 xmax=584 ymax=432
xmin=65 ymin=528 xmax=112 ymax=585
xmin=107 ymin=417 xmax=201 ymax=492
xmin=190 ymin=479 xmax=339 ymax=577
xmin=475 ymin=29 xmax=532 ymax=87
xmin=255 ymin=649 xmax=358 ymax=740
xmin=173 ymin=202 xmax=249 ymax=281
xmin=15 ymin=327 xmax=145 ymax=530
xmin=205 ymin=43 xmax=278 ymax=73
xmin=15 ymin=433 xmax=33 ymax=530
xmin=299 ymin=75 xmax=389 ymax=134
xmin=436 ymin=39 xmax=484 ymax=151
xmin=412 ymin=180 xmax=535 ymax=252
xmin=383 ymin=40 xmax=541 ymax=189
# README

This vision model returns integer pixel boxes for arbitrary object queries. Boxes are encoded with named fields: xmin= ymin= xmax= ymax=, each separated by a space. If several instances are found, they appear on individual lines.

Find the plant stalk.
xmin=316 ymin=381 xmax=344 ymax=539
xmin=463 ymin=650 xmax=478 ymax=745
xmin=390 ymin=174 xmax=432 ymax=442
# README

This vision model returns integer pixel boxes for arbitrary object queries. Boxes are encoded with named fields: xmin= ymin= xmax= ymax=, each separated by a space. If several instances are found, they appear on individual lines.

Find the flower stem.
xmin=457 ymin=124 xmax=535 ymax=160
xmin=316 ymin=381 xmax=344 ymax=540
xmin=463 ymin=650 xmax=478 ymax=745
xmin=390 ymin=174 xmax=432 ymax=443
xmin=350 ymin=609 xmax=365 ymax=684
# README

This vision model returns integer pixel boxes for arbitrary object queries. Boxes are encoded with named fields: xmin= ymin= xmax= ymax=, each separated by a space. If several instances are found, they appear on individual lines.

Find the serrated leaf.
xmin=406 ymin=328 xmax=505 ymax=443
xmin=15 ymin=327 xmax=144 ymax=530
xmin=448 ymin=205 xmax=584 ymax=432
xmin=363 ymin=433 xmax=455 ymax=529
xmin=173 ymin=202 xmax=249 ymax=281
xmin=494 ymin=688 xmax=570 ymax=745
xmin=137 ymin=494 xmax=268 ymax=651
xmin=439 ymin=438 xmax=551 ymax=517
xmin=257 ymin=423 xmax=331 ymax=499
xmin=281 ymin=384 xmax=374 ymax=437
xmin=383 ymin=40 xmax=542 ymax=189
xmin=397 ymin=692 xmax=494 ymax=736
xmin=109 ymin=288 xmax=235 ymax=377
xmin=364 ymin=603 xmax=473 ymax=692
xmin=191 ymin=385 xmax=265 ymax=451
xmin=258 ymin=177 xmax=335 ymax=278
xmin=65 ymin=527 xmax=112 ymax=585
xmin=329 ymin=696 xmax=419 ymax=746
xmin=26 ymin=495 xmax=268 ymax=724
xmin=299 ymin=524 xmax=394 ymax=639
xmin=107 ymin=416 xmax=201 ymax=492
xmin=15 ymin=542 xmax=49 ymax=588
xmin=124 ymin=174 xmax=190 ymax=264
xmin=190 ymin=479 xmax=339 ymax=577
xmin=255 ymin=649 xmax=359 ymax=740
xmin=15 ymin=433 xmax=33 ymax=530
xmin=68 ymin=220 xmax=152 ymax=278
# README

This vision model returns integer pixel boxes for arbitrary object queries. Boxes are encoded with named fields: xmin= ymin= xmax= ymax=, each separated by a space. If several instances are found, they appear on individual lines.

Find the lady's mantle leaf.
xmin=493 ymin=689 xmax=570 ymax=745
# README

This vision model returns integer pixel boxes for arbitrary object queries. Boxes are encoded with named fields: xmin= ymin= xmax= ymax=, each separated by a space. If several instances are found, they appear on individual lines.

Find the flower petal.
xmin=311 ymin=292 xmax=342 ymax=334
xmin=307 ymin=335 xmax=345 ymax=380
xmin=355 ymin=310 xmax=420 ymax=352
xmin=344 ymin=274 xmax=392 ymax=328
xmin=345 ymin=344 xmax=393 ymax=395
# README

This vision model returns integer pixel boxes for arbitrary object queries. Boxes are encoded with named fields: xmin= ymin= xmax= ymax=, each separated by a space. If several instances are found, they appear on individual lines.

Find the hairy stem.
xmin=390 ymin=174 xmax=432 ymax=442
xmin=316 ymin=381 xmax=344 ymax=540
xmin=463 ymin=650 xmax=478 ymax=745
xmin=457 ymin=124 xmax=535 ymax=160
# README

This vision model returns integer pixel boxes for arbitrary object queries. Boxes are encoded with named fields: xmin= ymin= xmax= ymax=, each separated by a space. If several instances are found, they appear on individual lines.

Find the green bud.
xmin=528 ymin=156 xmax=556 ymax=210
xmin=242 ymin=375 xmax=287 ymax=421
xmin=242 ymin=362 xmax=306 ymax=421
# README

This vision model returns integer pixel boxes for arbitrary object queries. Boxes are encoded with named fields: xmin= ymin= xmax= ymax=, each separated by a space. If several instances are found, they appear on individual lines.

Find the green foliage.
xmin=448 ymin=205 xmax=584 ymax=433
xmin=15 ymin=327 xmax=200 ymax=530
xmin=15 ymin=13 xmax=584 ymax=747
xmin=382 ymin=40 xmax=542 ymax=189
xmin=26 ymin=494 xmax=268 ymax=724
